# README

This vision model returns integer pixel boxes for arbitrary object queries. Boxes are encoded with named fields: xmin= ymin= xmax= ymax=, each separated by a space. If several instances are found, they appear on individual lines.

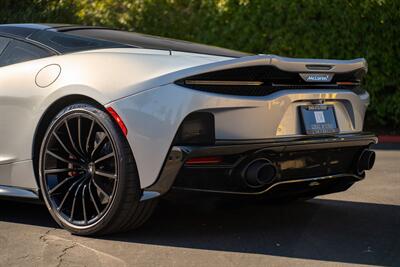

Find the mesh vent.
xmin=175 ymin=65 xmax=365 ymax=96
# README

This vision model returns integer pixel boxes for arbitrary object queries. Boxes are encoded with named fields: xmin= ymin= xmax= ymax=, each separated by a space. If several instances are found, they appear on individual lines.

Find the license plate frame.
xmin=299 ymin=104 xmax=339 ymax=135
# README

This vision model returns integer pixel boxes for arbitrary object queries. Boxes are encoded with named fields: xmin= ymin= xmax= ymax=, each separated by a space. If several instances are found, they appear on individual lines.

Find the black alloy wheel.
xmin=39 ymin=103 xmax=157 ymax=236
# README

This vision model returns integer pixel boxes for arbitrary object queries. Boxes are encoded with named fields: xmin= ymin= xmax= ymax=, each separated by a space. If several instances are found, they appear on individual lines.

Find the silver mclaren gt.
xmin=0 ymin=24 xmax=377 ymax=235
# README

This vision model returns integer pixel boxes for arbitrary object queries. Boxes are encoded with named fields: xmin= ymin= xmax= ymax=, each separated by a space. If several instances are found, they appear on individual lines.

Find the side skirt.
xmin=0 ymin=185 xmax=40 ymax=200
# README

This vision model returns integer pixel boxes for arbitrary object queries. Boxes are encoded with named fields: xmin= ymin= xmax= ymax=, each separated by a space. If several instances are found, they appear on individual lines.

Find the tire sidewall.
xmin=38 ymin=103 xmax=140 ymax=235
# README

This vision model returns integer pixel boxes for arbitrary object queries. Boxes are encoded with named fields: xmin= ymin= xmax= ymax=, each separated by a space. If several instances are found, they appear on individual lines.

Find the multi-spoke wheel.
xmin=39 ymin=103 xmax=157 ymax=236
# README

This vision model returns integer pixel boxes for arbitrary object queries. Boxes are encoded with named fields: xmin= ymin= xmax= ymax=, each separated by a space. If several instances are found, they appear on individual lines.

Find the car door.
xmin=0 ymin=36 xmax=53 ymax=187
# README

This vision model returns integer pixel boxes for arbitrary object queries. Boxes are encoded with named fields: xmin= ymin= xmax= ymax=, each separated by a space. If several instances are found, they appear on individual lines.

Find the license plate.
xmin=299 ymin=105 xmax=339 ymax=135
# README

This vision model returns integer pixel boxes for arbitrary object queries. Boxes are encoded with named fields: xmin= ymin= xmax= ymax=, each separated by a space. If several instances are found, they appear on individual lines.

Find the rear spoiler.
xmin=268 ymin=55 xmax=367 ymax=74
xmin=190 ymin=54 xmax=367 ymax=73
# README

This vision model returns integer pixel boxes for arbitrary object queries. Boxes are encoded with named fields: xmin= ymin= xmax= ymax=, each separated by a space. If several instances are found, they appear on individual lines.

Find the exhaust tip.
xmin=242 ymin=158 xmax=277 ymax=188
xmin=357 ymin=149 xmax=376 ymax=175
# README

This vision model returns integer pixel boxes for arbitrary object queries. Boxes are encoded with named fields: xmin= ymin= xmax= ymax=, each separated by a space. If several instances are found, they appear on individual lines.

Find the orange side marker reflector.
xmin=186 ymin=156 xmax=223 ymax=165
xmin=106 ymin=107 xmax=128 ymax=136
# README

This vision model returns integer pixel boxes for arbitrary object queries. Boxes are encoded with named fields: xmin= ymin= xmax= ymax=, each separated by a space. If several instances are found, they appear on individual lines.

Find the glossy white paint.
xmin=0 ymin=47 xmax=369 ymax=192
xmin=108 ymin=84 xmax=368 ymax=188
xmin=0 ymin=48 xmax=227 ymax=190
xmin=0 ymin=160 xmax=36 ymax=189
xmin=35 ymin=64 xmax=61 ymax=88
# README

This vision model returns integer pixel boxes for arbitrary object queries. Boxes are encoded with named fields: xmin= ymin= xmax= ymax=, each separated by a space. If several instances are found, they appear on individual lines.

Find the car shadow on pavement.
xmin=0 ymin=193 xmax=399 ymax=266
xmin=0 ymin=199 xmax=58 ymax=228
xmin=110 ymin=192 xmax=400 ymax=266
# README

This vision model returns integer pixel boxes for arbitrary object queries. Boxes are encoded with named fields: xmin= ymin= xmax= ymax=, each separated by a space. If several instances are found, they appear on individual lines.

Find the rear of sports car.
xmin=0 ymin=24 xmax=377 ymax=236
xmin=108 ymin=54 xmax=377 ymax=201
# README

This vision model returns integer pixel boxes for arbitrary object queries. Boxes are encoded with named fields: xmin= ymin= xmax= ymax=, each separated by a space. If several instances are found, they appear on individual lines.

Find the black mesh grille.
xmin=175 ymin=65 xmax=365 ymax=96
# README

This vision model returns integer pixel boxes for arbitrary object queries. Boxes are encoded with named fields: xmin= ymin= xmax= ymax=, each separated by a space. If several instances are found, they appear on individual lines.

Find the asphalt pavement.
xmin=0 ymin=148 xmax=399 ymax=267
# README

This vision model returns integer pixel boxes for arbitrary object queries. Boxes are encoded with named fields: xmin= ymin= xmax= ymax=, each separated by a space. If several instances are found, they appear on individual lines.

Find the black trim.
xmin=172 ymin=174 xmax=360 ymax=196
xmin=61 ymin=28 xmax=248 ymax=58
xmin=0 ymin=24 xmax=249 ymax=57
xmin=141 ymin=133 xmax=377 ymax=200
xmin=173 ymin=112 xmax=215 ymax=145
xmin=175 ymin=66 xmax=366 ymax=97
xmin=0 ymin=185 xmax=39 ymax=199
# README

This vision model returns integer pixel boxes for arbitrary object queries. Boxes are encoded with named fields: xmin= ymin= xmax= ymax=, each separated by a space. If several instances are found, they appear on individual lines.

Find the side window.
xmin=0 ymin=39 xmax=50 ymax=67
xmin=0 ymin=36 xmax=10 ymax=55
xmin=29 ymin=30 xmax=129 ymax=53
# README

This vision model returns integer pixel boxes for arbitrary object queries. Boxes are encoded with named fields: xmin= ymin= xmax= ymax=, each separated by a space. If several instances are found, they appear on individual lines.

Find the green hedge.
xmin=2 ymin=0 xmax=399 ymax=132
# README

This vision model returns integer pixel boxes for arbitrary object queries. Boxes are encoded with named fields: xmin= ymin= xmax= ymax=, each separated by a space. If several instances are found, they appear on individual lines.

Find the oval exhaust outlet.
xmin=357 ymin=149 xmax=376 ymax=175
xmin=242 ymin=158 xmax=277 ymax=188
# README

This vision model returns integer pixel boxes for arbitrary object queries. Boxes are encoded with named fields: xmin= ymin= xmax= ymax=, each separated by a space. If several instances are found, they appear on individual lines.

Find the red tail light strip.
xmin=186 ymin=156 xmax=224 ymax=165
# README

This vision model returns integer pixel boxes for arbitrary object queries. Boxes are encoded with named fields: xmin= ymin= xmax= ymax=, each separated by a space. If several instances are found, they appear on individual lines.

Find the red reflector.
xmin=337 ymin=82 xmax=358 ymax=85
xmin=106 ymin=107 xmax=128 ymax=136
xmin=186 ymin=156 xmax=223 ymax=165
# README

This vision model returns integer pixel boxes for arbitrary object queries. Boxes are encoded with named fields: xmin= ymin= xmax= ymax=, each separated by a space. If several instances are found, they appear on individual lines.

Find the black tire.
xmin=38 ymin=103 xmax=157 ymax=236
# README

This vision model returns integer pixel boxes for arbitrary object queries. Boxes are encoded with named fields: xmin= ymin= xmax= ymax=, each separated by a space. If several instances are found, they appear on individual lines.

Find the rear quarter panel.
xmin=108 ymin=83 xmax=369 ymax=188
xmin=0 ymin=49 xmax=227 ymax=189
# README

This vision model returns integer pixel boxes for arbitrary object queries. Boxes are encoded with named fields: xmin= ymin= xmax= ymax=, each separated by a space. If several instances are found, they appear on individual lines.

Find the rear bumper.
xmin=141 ymin=133 xmax=377 ymax=201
